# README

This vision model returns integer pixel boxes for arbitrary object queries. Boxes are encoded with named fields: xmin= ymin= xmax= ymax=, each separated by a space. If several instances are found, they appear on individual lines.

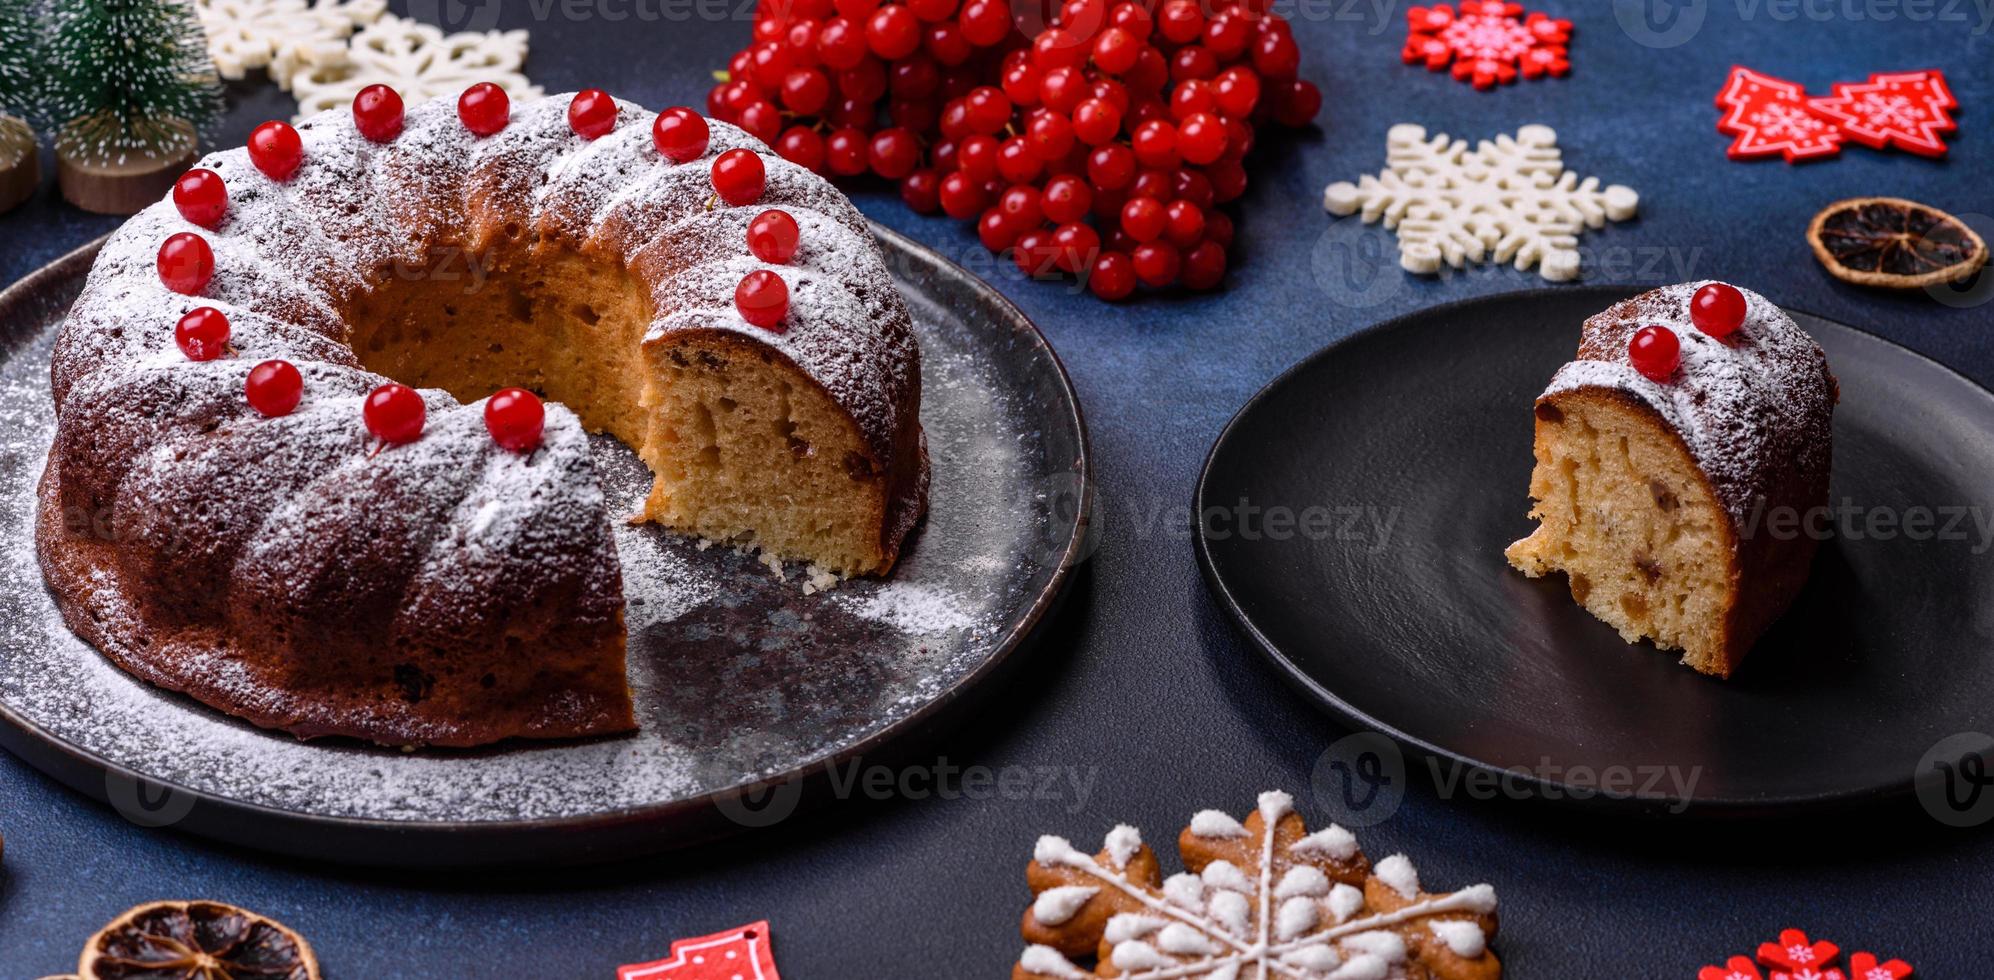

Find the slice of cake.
xmin=1505 ymin=282 xmax=1837 ymax=677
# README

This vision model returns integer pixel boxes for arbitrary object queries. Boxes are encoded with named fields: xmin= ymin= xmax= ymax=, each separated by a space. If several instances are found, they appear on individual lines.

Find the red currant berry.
xmin=890 ymin=55 xmax=941 ymax=99
xmin=1049 ymin=221 xmax=1099 ymax=274
xmin=365 ymin=383 xmax=427 ymax=444
xmin=773 ymin=68 xmax=829 ymax=116
xmin=900 ymin=167 xmax=941 ymax=213
xmin=1041 ymin=174 xmax=1092 ymax=224
xmin=457 ymin=83 xmax=511 ymax=136
xmin=998 ymin=184 xmax=1045 ymax=228
xmin=1001 ymin=60 xmax=1042 ymax=106
xmin=1272 ymin=79 xmax=1322 ymax=127
xmin=957 ymin=134 xmax=999 ymax=181
xmin=174 ymin=307 xmax=230 ymax=361
xmin=1132 ymin=119 xmax=1179 ymax=168
xmin=654 ymin=107 xmax=712 ymax=162
xmin=958 ymin=0 xmax=1010 ymax=46
xmin=1125 ymin=45 xmax=1170 ymax=94
xmin=1205 ymin=209 xmax=1235 ymax=248
xmin=867 ymin=5 xmax=921 ymax=58
xmin=818 ymin=17 xmax=868 ymax=68
xmin=909 ymin=0 xmax=957 ymax=22
xmin=1203 ymin=12 xmax=1250 ymax=58
xmin=1629 ymin=325 xmax=1681 ymax=380
xmin=706 ymin=82 xmax=731 ymax=118
xmin=248 ymin=121 xmax=303 ymax=181
xmin=827 ymin=127 xmax=870 ymax=175
xmin=1159 ymin=0 xmax=1204 ymax=43
xmin=868 ymin=127 xmax=921 ymax=179
xmin=1089 ymin=250 xmax=1136 ymax=300
xmin=736 ymin=100 xmax=784 ymax=145
xmin=978 ymin=207 xmax=1018 ymax=250
xmin=926 ymin=22 xmax=973 ymax=65
xmin=1026 ymin=110 xmax=1074 ymax=161
xmin=244 ymin=360 xmax=303 ymax=417
xmin=964 ymin=85 xmax=1012 ymax=133
xmin=1120 ymin=196 xmax=1166 ymax=241
xmin=1092 ymin=27 xmax=1139 ymax=74
xmin=1691 ymin=282 xmax=1747 ymax=339
xmin=1253 ymin=29 xmax=1300 ymax=78
xmin=1172 ymin=168 xmax=1214 ymax=210
xmin=1212 ymin=67 xmax=1261 ymax=117
xmin=748 ymin=40 xmax=794 ymax=88
xmin=711 ymin=148 xmax=768 ymax=205
xmin=1038 ymin=66 xmax=1085 ymax=113
xmin=1130 ymin=168 xmax=1173 ymax=200
xmin=157 ymin=233 xmax=214 ymax=296
xmin=1087 ymin=144 xmax=1135 ymax=190
xmin=1182 ymin=240 xmax=1226 ymax=290
xmin=1032 ymin=29 xmax=1088 ymax=72
xmin=352 ymin=84 xmax=405 ymax=142
xmin=939 ymin=170 xmax=987 ymax=220
xmin=1071 ymin=98 xmax=1122 ymax=145
xmin=748 ymin=209 xmax=801 ymax=263
xmin=836 ymin=0 xmax=881 ymax=20
xmin=776 ymin=126 xmax=827 ymax=171
xmin=1111 ymin=3 xmax=1152 ymax=38
xmin=485 ymin=388 xmax=545 ymax=452
xmin=1177 ymin=112 xmax=1227 ymax=164
xmin=1132 ymin=241 xmax=1180 ymax=287
xmin=1171 ymin=45 xmax=1218 ymax=82
xmin=569 ymin=88 xmax=619 ymax=140
xmin=173 ymin=169 xmax=227 ymax=228
xmin=1013 ymin=228 xmax=1054 ymax=277
xmin=996 ymin=136 xmax=1043 ymax=183
xmin=735 ymin=269 xmax=790 ymax=329
xmin=1163 ymin=199 xmax=1206 ymax=248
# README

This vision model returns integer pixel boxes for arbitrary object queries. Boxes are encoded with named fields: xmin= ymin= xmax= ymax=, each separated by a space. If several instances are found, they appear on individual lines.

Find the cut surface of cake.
xmin=37 ymin=93 xmax=927 ymax=747
xmin=1505 ymin=282 xmax=1836 ymax=677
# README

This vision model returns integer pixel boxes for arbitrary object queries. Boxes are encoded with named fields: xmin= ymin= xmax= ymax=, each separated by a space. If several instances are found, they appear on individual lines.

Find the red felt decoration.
xmin=1701 ymin=956 xmax=1765 ymax=980
xmin=1402 ymin=2 xmax=1571 ymax=90
xmin=1715 ymin=66 xmax=1843 ymax=163
xmin=1807 ymin=70 xmax=1956 ymax=158
xmin=1759 ymin=929 xmax=1842 ymax=975
xmin=1847 ymin=952 xmax=1914 ymax=980
xmin=618 ymin=922 xmax=779 ymax=980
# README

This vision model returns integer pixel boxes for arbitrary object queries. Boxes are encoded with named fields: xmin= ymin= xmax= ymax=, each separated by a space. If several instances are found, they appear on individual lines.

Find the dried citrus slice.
xmin=78 ymin=901 xmax=319 ymax=980
xmin=1808 ymin=196 xmax=1987 ymax=288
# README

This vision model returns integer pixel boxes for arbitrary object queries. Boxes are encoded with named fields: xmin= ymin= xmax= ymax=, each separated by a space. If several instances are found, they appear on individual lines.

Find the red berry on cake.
xmin=157 ymin=233 xmax=214 ymax=296
xmin=244 ymin=360 xmax=303 ymax=417
xmin=352 ymin=85 xmax=405 ymax=142
xmin=1691 ymin=282 xmax=1748 ymax=339
xmin=248 ymin=121 xmax=303 ymax=181
xmin=748 ymin=209 xmax=800 ymax=263
xmin=1629 ymin=325 xmax=1681 ymax=380
xmin=458 ymin=82 xmax=511 ymax=136
xmin=172 ymin=169 xmax=227 ymax=228
xmin=735 ymin=269 xmax=789 ymax=329
xmin=484 ymin=388 xmax=545 ymax=452
xmin=654 ymin=107 xmax=710 ymax=161
xmin=711 ymin=148 xmax=767 ymax=205
xmin=364 ymin=383 xmax=427 ymax=444
xmin=568 ymin=88 xmax=619 ymax=140
xmin=174 ymin=307 xmax=231 ymax=361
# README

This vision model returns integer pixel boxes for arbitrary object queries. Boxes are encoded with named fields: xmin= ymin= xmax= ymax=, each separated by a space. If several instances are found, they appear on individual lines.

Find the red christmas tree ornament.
xmin=364 ymin=383 xmax=427 ymax=444
xmin=655 ymin=107 xmax=712 ymax=161
xmin=244 ymin=360 xmax=303 ymax=417
xmin=1759 ymin=929 xmax=1842 ymax=977
xmin=157 ymin=233 xmax=214 ymax=296
xmin=1402 ymin=2 xmax=1572 ymax=90
xmin=174 ymin=307 xmax=231 ymax=361
xmin=1701 ymin=956 xmax=1765 ymax=980
xmin=458 ymin=82 xmax=511 ymax=136
xmin=173 ymin=169 xmax=228 ymax=228
xmin=1807 ymin=70 xmax=1956 ymax=158
xmin=569 ymin=88 xmax=621 ymax=140
xmin=735 ymin=269 xmax=789 ymax=329
xmin=352 ymin=84 xmax=405 ymax=142
xmin=1715 ymin=67 xmax=1843 ymax=162
xmin=484 ymin=387 xmax=545 ymax=452
xmin=618 ymin=922 xmax=780 ymax=980
xmin=1847 ymin=952 xmax=1913 ymax=980
xmin=248 ymin=121 xmax=304 ymax=181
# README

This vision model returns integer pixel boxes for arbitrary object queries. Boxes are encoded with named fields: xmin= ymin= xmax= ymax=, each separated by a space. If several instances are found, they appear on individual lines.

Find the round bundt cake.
xmin=37 ymin=89 xmax=928 ymax=747
xmin=1505 ymin=282 xmax=1837 ymax=678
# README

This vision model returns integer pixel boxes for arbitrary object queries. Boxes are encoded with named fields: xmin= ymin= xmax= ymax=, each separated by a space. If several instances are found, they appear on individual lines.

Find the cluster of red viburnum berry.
xmin=709 ymin=0 xmax=1321 ymax=299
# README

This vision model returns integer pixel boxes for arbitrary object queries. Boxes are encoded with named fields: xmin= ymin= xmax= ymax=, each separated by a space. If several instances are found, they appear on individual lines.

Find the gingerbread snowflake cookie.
xmin=1015 ymin=791 xmax=1501 ymax=979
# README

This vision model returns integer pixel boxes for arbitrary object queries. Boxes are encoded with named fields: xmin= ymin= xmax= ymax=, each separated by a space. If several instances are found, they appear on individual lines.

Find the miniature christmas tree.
xmin=0 ymin=0 xmax=42 ymax=213
xmin=42 ymin=0 xmax=222 ymax=212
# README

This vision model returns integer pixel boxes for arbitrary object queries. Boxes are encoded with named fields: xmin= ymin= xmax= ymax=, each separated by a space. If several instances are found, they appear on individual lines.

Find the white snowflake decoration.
xmin=285 ymin=14 xmax=542 ymax=122
xmin=1323 ymin=123 xmax=1639 ymax=283
xmin=1016 ymin=791 xmax=1501 ymax=979
xmin=193 ymin=0 xmax=386 ymax=90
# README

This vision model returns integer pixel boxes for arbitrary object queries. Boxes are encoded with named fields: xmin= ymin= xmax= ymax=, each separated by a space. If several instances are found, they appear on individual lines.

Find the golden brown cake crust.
xmin=38 ymin=94 xmax=927 ymax=745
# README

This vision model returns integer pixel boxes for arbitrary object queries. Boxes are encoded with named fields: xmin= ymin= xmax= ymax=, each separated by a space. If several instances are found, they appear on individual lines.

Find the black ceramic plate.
xmin=0 ymin=226 xmax=1090 ymax=866
xmin=1197 ymin=286 xmax=1994 ymax=816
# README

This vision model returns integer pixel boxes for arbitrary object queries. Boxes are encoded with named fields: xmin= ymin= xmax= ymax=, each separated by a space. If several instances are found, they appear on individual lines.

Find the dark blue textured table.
xmin=3 ymin=1 xmax=1992 ymax=976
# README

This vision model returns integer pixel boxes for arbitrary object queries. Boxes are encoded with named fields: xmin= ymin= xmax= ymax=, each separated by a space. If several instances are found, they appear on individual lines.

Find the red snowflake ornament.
xmin=1807 ymin=70 xmax=1956 ymax=158
xmin=1848 ymin=952 xmax=1914 ymax=980
xmin=1403 ymin=2 xmax=1571 ymax=90
xmin=618 ymin=922 xmax=779 ymax=980
xmin=1701 ymin=956 xmax=1765 ymax=980
xmin=1715 ymin=66 xmax=1843 ymax=162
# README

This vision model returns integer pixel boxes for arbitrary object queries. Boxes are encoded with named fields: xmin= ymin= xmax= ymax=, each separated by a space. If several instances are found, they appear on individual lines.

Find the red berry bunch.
xmin=712 ymin=0 xmax=1319 ymax=300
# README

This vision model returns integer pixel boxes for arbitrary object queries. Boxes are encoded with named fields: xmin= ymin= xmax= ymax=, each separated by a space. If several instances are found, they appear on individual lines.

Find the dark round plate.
xmin=1196 ymin=285 xmax=1994 ymax=816
xmin=0 ymin=225 xmax=1090 ymax=866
